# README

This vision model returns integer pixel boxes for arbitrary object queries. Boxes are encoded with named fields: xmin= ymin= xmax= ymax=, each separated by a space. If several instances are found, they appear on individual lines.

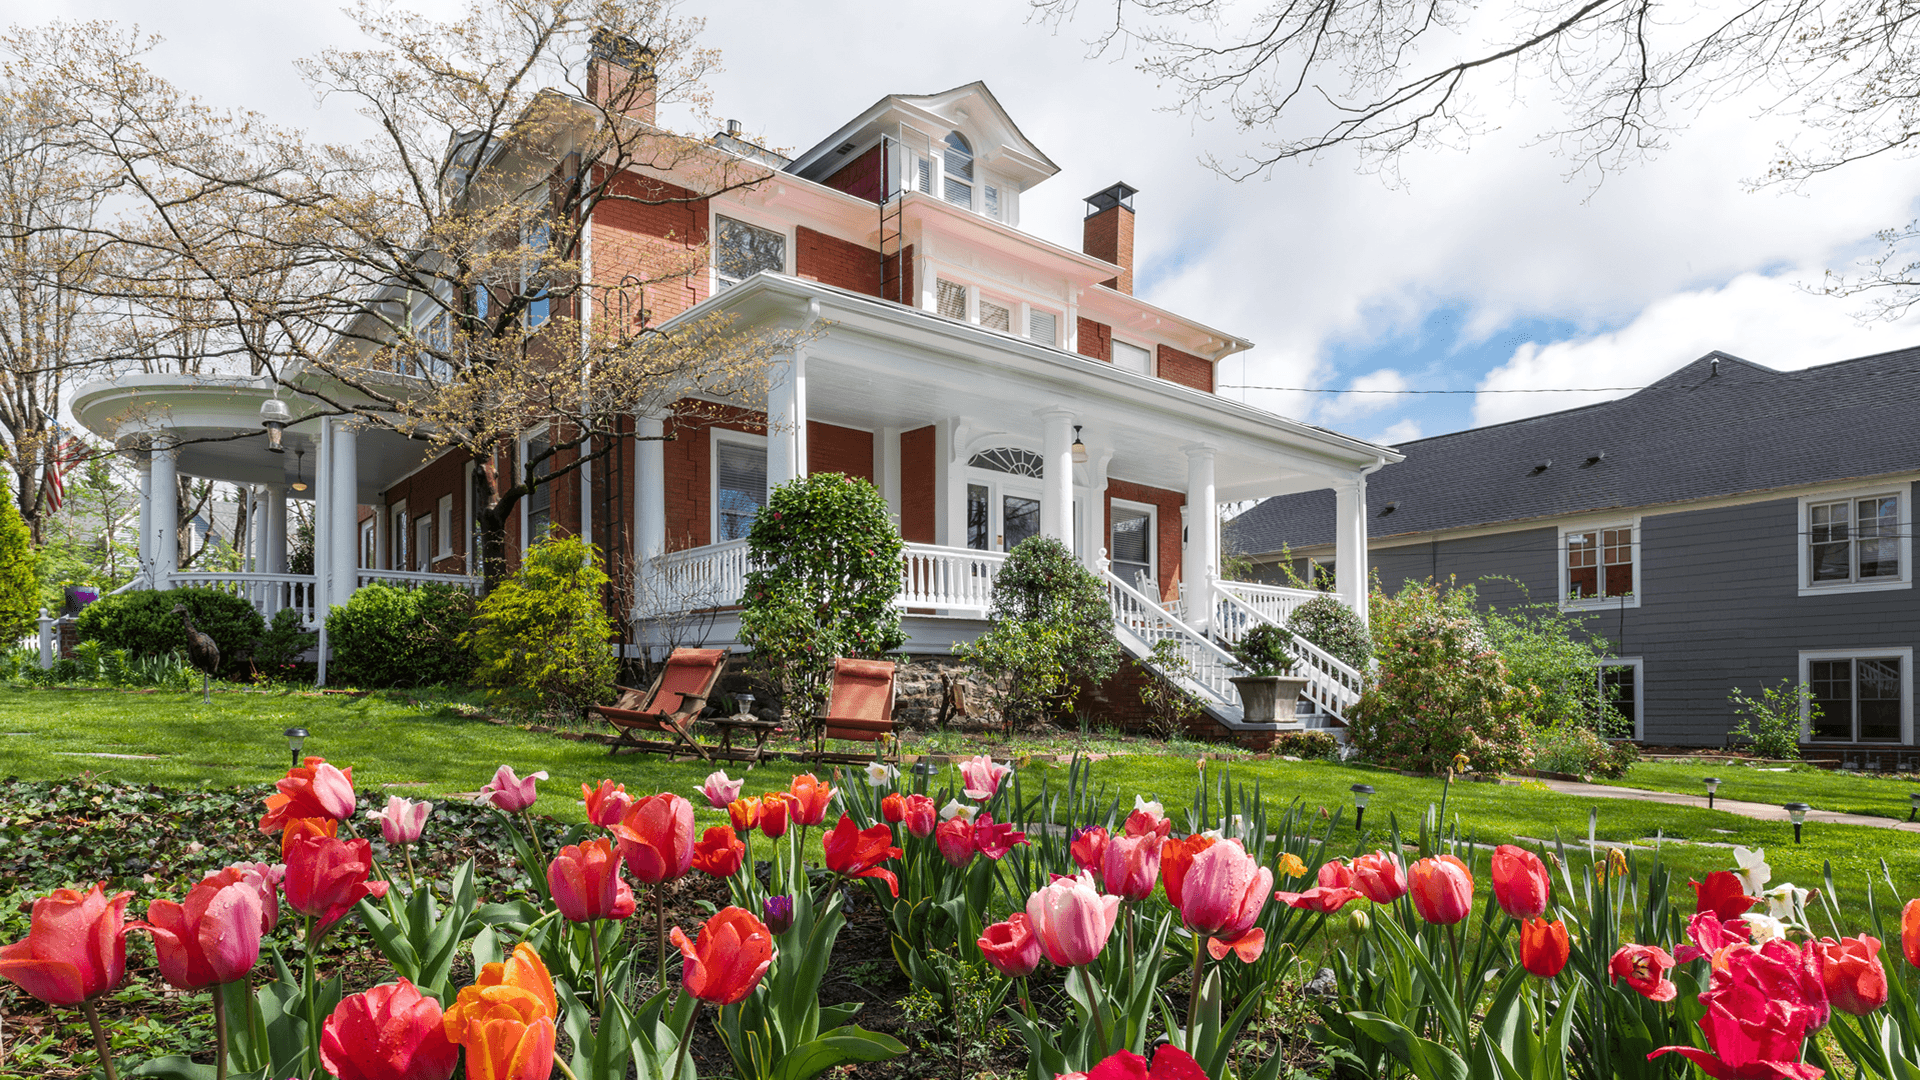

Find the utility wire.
xmin=1218 ymin=384 xmax=1645 ymax=394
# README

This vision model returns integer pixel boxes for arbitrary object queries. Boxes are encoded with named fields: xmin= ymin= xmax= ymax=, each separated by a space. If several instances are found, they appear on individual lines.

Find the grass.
xmin=1593 ymin=758 xmax=1920 ymax=820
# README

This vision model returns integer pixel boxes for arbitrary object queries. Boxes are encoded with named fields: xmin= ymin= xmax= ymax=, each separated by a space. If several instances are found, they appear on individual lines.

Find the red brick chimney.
xmin=1082 ymin=182 xmax=1137 ymax=294
xmin=586 ymin=29 xmax=656 ymax=126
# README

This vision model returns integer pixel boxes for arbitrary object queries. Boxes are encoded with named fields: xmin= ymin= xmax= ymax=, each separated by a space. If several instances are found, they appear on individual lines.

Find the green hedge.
xmin=326 ymin=582 xmax=476 ymax=688
xmin=76 ymin=588 xmax=264 ymax=676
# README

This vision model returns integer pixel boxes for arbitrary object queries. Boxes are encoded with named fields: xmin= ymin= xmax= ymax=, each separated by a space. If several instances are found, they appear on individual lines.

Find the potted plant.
xmin=1228 ymin=623 xmax=1310 ymax=726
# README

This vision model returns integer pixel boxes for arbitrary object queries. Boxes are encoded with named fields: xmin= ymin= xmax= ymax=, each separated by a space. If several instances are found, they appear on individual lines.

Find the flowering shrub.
xmin=958 ymin=536 xmax=1120 ymax=730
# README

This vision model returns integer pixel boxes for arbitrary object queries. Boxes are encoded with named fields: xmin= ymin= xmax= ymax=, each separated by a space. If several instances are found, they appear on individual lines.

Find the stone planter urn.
xmin=1229 ymin=674 xmax=1310 ymax=726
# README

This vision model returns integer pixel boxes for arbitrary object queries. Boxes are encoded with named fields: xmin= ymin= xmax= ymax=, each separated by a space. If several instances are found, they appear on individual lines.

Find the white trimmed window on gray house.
xmin=1562 ymin=521 xmax=1638 ymax=608
xmin=1802 ymin=648 xmax=1912 ymax=743
xmin=1801 ymin=488 xmax=1908 ymax=594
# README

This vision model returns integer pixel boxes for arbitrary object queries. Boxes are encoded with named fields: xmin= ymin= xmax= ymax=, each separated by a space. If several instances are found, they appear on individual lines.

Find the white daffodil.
xmin=1133 ymin=795 xmax=1165 ymax=819
xmin=1742 ymin=913 xmax=1788 ymax=943
xmin=1732 ymin=846 xmax=1771 ymax=895
xmin=865 ymin=761 xmax=898 ymax=787
xmin=1200 ymin=827 xmax=1224 ymax=840
xmin=940 ymin=798 xmax=976 ymax=822
xmin=1764 ymin=882 xmax=1809 ymax=923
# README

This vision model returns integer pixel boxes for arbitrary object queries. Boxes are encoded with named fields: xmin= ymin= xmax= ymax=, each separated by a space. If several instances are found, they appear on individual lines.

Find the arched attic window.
xmin=943 ymin=132 xmax=973 ymax=208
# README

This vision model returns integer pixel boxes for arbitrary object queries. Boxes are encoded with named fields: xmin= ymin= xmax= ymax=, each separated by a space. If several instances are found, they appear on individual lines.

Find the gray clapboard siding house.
xmin=1224 ymin=349 xmax=1920 ymax=760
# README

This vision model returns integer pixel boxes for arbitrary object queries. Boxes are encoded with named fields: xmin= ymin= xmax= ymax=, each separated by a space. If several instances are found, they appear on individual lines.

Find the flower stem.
xmin=668 ymin=999 xmax=704 ymax=1080
xmin=520 ymin=808 xmax=548 ymax=869
xmin=82 ymin=1000 xmax=119 ymax=1080
xmin=304 ymin=914 xmax=321 ymax=1077
xmin=1187 ymin=930 xmax=1206 ymax=1051
xmin=655 ymin=886 xmax=668 ymax=990
xmin=213 ymin=983 xmax=230 ymax=1080
xmin=404 ymin=846 xmax=419 ymax=893
xmin=590 ymin=922 xmax=607 ymax=1013
xmin=1018 ymin=976 xmax=1035 ymax=1022
xmin=552 ymin=1052 xmax=582 ymax=1080
xmin=1079 ymin=964 xmax=1110 ymax=1055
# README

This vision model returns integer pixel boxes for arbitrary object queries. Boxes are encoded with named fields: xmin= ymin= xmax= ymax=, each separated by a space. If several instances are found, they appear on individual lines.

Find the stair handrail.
xmin=1100 ymin=567 xmax=1242 ymax=704
xmin=1211 ymin=585 xmax=1365 ymax=718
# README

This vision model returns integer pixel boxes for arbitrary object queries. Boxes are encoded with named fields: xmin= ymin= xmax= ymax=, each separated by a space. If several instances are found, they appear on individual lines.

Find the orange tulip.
xmin=1519 ymin=918 xmax=1570 ymax=978
xmin=823 ymin=815 xmax=902 ymax=896
xmin=258 ymin=757 xmax=357 ymax=833
xmin=581 ymin=780 xmax=632 ymax=828
xmin=444 ymin=944 xmax=557 ymax=1080
xmin=881 ymin=792 xmax=906 ymax=823
xmin=728 ymin=796 xmax=762 ymax=833
xmin=611 ymin=793 xmax=695 ymax=884
xmin=0 ymin=883 xmax=132 ymax=1006
xmin=1160 ymin=834 xmax=1218 ymax=912
xmin=761 ymin=792 xmax=798 ymax=839
xmin=788 ymin=774 xmax=832 ymax=827
xmin=692 ymin=826 xmax=746 ymax=879
xmin=671 ymin=907 xmax=776 ymax=1005
xmin=279 ymin=816 xmax=338 ymax=862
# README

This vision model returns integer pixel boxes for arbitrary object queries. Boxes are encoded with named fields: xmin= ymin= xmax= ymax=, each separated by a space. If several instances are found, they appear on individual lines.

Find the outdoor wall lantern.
xmin=1783 ymin=802 xmax=1811 ymax=845
xmin=1703 ymin=776 xmax=1721 ymax=810
xmin=1350 ymin=783 xmax=1375 ymax=832
xmin=1071 ymin=426 xmax=1088 ymax=465
xmin=284 ymin=727 xmax=309 ymax=770
xmin=260 ymin=398 xmax=292 ymax=453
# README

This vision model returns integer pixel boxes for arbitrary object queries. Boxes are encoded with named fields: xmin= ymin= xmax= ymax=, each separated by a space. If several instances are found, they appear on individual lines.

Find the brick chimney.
xmin=586 ymin=28 xmax=656 ymax=125
xmin=1082 ymin=182 xmax=1137 ymax=294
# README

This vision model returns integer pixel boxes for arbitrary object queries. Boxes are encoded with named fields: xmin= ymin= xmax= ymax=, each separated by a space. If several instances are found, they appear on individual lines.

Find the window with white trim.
xmin=1562 ymin=523 xmax=1638 ymax=606
xmin=1029 ymin=309 xmax=1057 ymax=346
xmin=1803 ymin=649 xmax=1911 ymax=743
xmin=984 ymin=184 xmax=1001 ymax=219
xmin=524 ymin=431 xmax=552 ymax=544
xmin=1809 ymin=494 xmax=1901 ymax=585
xmin=1113 ymin=340 xmax=1152 ymax=375
xmin=415 ymin=513 xmax=434 ymax=571
xmin=936 ymin=280 xmax=967 ymax=321
xmin=392 ymin=500 xmax=409 ymax=570
xmin=714 ymin=215 xmax=785 ymax=290
xmin=523 ymin=220 xmax=550 ymax=328
xmin=1110 ymin=501 xmax=1155 ymax=592
xmin=437 ymin=494 xmax=454 ymax=558
xmin=1597 ymin=658 xmax=1641 ymax=741
xmin=979 ymin=298 xmax=1011 ymax=333
xmin=942 ymin=132 xmax=973 ymax=207
xmin=715 ymin=436 xmax=767 ymax=542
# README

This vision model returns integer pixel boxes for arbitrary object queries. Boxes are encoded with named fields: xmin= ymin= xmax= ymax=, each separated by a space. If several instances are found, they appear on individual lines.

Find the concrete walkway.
xmin=1532 ymin=778 xmax=1920 ymax=833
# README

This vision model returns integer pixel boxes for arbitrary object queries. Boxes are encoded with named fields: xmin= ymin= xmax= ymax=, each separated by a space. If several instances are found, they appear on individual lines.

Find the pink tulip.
xmin=612 ymin=793 xmax=697 ymax=884
xmin=320 ymin=977 xmax=458 ymax=1080
xmin=1123 ymin=802 xmax=1172 ymax=840
xmin=1408 ymin=855 xmax=1475 ymax=925
xmin=973 ymin=815 xmax=1028 ymax=861
xmin=478 ymin=765 xmax=548 ymax=812
xmin=200 ymin=862 xmax=283 ymax=934
xmin=1102 ymin=832 xmax=1162 ymax=902
xmin=547 ymin=839 xmax=637 ymax=924
xmin=366 ymin=796 xmax=433 ymax=846
xmin=900 ymin=794 xmax=937 ymax=838
xmin=1026 ymin=872 xmax=1120 ymax=968
xmin=583 ymin=780 xmax=633 ymax=828
xmin=959 ymin=754 xmax=1011 ymax=801
xmin=1175 ymin=839 xmax=1273 ymax=962
xmin=0 ymin=883 xmax=133 ymax=1006
xmin=977 ymin=913 xmax=1042 ymax=978
xmin=1350 ymin=851 xmax=1408 ymax=904
xmin=138 ymin=878 xmax=264 ymax=990
xmin=697 ymin=770 xmax=744 ymax=810
xmin=1071 ymin=827 xmax=1110 ymax=873
xmin=1490 ymin=845 xmax=1550 ymax=920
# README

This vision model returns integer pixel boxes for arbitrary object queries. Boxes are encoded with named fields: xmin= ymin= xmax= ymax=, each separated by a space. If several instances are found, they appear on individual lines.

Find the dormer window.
xmin=943 ymin=132 xmax=973 ymax=208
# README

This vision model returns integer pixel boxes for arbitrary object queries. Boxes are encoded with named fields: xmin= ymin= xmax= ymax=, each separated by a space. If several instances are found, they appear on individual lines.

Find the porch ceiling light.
xmin=291 ymin=448 xmax=309 ymax=493
xmin=260 ymin=398 xmax=292 ymax=453
xmin=1071 ymin=426 xmax=1088 ymax=465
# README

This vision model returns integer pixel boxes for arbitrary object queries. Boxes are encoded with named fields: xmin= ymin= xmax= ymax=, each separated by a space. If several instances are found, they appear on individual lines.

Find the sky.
xmin=17 ymin=0 xmax=1920 ymax=448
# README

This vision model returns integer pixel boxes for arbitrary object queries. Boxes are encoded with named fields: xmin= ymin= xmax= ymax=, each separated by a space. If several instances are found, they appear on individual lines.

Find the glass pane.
xmin=1810 ymin=659 xmax=1852 ymax=740
xmin=1603 ymin=562 xmax=1633 ymax=598
xmin=1859 ymin=498 xmax=1901 ymax=578
xmin=716 ymin=441 xmax=767 ymax=541
xmin=1810 ymin=501 xmax=1852 ymax=581
xmin=1812 ymin=541 xmax=1852 ymax=582
xmin=980 ymin=301 xmax=1010 ymax=332
xmin=943 ymin=177 xmax=972 ymax=206
xmin=1859 ymin=658 xmax=1902 ymax=741
xmin=984 ymin=186 xmax=1000 ymax=219
xmin=1002 ymin=496 xmax=1039 ymax=552
xmin=1569 ymin=566 xmax=1598 ymax=599
xmin=418 ymin=518 xmax=435 ymax=567
xmin=714 ymin=216 xmax=785 ymax=288
xmin=1567 ymin=531 xmax=1596 ymax=568
xmin=936 ymin=280 xmax=966 ymax=320
xmin=967 ymin=484 xmax=990 ymax=551
xmin=1113 ymin=341 xmax=1151 ymax=374
xmin=1599 ymin=665 xmax=1636 ymax=739
xmin=1111 ymin=508 xmax=1151 ymax=565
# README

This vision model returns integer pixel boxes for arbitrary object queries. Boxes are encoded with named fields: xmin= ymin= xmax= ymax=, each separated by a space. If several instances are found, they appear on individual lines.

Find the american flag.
xmin=42 ymin=434 xmax=85 ymax=514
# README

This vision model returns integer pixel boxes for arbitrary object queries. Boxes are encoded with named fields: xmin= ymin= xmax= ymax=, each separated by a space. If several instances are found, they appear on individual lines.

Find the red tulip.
xmin=443 ymin=944 xmax=556 ymax=1080
xmin=200 ymin=862 xmax=282 ymax=934
xmin=283 ymin=835 xmax=389 ymax=937
xmin=729 ymin=796 xmax=761 ymax=833
xmin=1027 ymin=872 xmax=1121 ymax=967
xmin=1677 ymin=911 xmax=1750 ymax=964
xmin=1123 ymin=804 xmax=1172 ymax=840
xmin=974 ymin=815 xmax=1028 ymax=861
xmin=1176 ymin=839 xmax=1273 ymax=962
xmin=258 ymin=756 xmax=357 ymax=833
xmin=1273 ymin=881 xmax=1364 ymax=914
xmin=1102 ymin=832 xmax=1162 ymax=901
xmin=0 ymin=883 xmax=133 ymax=1006
xmin=1408 ymin=855 xmax=1474 ymax=925
xmin=936 ymin=817 xmax=976 ymax=866
xmin=279 ymin=816 xmax=339 ymax=862
xmin=138 ymin=877 xmax=263 ymax=990
xmin=788 ymin=773 xmax=832 ymax=827
xmin=547 ymin=839 xmax=636 ymax=923
xmin=321 ymin=977 xmax=459 ymax=1080
xmin=1079 ymin=1044 xmax=1210 ymax=1080
xmin=692 ymin=826 xmax=747 ymax=879
xmin=824 ymin=815 xmax=902 ymax=896
xmin=1692 ymin=870 xmax=1758 ymax=921
xmin=760 ymin=792 xmax=797 ymax=839
xmin=1819 ymin=935 xmax=1888 ymax=1016
xmin=1490 ymin=845 xmax=1550 ymax=920
xmin=671 ymin=907 xmax=776 ymax=1005
xmin=1350 ymin=851 xmax=1407 ymax=903
xmin=1160 ymin=834 xmax=1217 ymax=912
xmin=881 ymin=793 xmax=906 ymax=823
xmin=1317 ymin=860 xmax=1355 ymax=890
xmin=1072 ymin=826 xmax=1110 ymax=873
xmin=1609 ymin=943 xmax=1678 ymax=1002
xmin=978 ymin=913 xmax=1041 ymax=977
xmin=582 ymin=780 xmax=632 ymax=828
xmin=1518 ymin=918 xmax=1570 ymax=978
xmin=900 ymin=793 xmax=937 ymax=838
xmin=1651 ymin=940 xmax=1828 ymax=1080
xmin=612 ymin=793 xmax=696 ymax=884
xmin=1903 ymin=899 xmax=1920 ymax=967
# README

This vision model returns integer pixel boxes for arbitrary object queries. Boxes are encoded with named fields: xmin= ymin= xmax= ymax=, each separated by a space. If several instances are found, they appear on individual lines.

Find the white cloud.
xmin=1470 ymin=270 xmax=1920 ymax=426
xmin=1317 ymin=369 xmax=1410 ymax=423
xmin=1367 ymin=419 xmax=1425 ymax=446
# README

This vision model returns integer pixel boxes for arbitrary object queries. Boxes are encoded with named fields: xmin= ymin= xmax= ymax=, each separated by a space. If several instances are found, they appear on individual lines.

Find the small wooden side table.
xmin=709 ymin=715 xmax=782 ymax=768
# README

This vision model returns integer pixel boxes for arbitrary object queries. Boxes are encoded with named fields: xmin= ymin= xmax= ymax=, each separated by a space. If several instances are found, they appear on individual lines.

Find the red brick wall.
xmin=884 ymin=244 xmax=915 ymax=305
xmin=662 ymin=404 xmax=765 ymax=552
xmin=1106 ymin=478 xmax=1185 ymax=602
xmin=899 ymin=426 xmax=936 ymax=543
xmin=821 ymin=145 xmax=884 ymax=203
xmin=592 ymin=168 xmax=709 ymax=327
xmin=1078 ymin=318 xmax=1112 ymax=361
xmin=808 ymin=421 xmax=874 ymax=482
xmin=1083 ymin=206 xmax=1134 ymax=295
xmin=1158 ymin=345 xmax=1213 ymax=393
xmin=796 ymin=227 xmax=880 ymax=297
xmin=382 ymin=449 xmax=475 ymax=574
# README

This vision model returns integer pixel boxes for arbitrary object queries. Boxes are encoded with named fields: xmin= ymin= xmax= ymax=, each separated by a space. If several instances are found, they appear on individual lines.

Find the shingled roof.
xmin=1225 ymin=347 xmax=1920 ymax=554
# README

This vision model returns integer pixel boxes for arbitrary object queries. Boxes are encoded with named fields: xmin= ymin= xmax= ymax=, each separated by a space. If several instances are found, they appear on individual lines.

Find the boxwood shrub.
xmin=326 ymin=582 xmax=476 ymax=688
xmin=76 ymin=588 xmax=264 ymax=676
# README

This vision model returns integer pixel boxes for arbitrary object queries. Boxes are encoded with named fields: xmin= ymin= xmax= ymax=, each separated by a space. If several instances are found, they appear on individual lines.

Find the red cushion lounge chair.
xmin=814 ymin=657 xmax=898 ymax=761
xmin=592 ymin=647 xmax=725 ymax=760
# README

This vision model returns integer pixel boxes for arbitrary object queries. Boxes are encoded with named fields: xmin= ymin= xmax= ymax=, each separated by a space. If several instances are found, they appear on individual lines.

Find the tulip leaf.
xmin=765 ymin=1027 xmax=908 ymax=1080
xmin=1347 ymin=1011 xmax=1471 ymax=1080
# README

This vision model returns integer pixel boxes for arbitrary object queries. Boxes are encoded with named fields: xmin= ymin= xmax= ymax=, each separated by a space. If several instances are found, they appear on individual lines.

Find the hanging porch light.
xmin=1071 ymin=425 xmax=1088 ymax=464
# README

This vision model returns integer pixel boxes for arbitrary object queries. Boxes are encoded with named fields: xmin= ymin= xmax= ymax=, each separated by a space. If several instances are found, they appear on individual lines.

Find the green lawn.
xmin=1593 ymin=758 xmax=1920 ymax=820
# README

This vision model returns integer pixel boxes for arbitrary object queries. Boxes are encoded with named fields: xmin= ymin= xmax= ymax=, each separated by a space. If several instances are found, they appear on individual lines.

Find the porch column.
xmin=1183 ymin=445 xmax=1217 ymax=633
xmin=135 ymin=454 xmax=153 ymax=580
xmin=150 ymin=444 xmax=178 ymax=584
xmin=331 ymin=420 xmax=359 ymax=595
xmin=263 ymin=484 xmax=288 ymax=574
xmin=1086 ymin=448 xmax=1113 ymax=573
xmin=1334 ymin=478 xmax=1370 ymax=627
xmin=634 ymin=413 xmax=666 ymax=608
xmin=1038 ymin=408 xmax=1075 ymax=543
xmin=314 ymin=421 xmax=332 ymax=686
xmin=765 ymin=350 xmax=808 ymax=494
xmin=372 ymin=503 xmax=387 ymax=571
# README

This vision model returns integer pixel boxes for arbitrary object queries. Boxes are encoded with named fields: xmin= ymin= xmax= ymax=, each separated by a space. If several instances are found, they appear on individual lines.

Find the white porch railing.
xmin=900 ymin=544 xmax=1006 ymax=613
xmin=1217 ymin=579 xmax=1322 ymax=627
xmin=645 ymin=540 xmax=1010 ymax=616
xmin=1211 ymin=585 xmax=1364 ymax=722
xmin=357 ymin=569 xmax=483 ymax=594
xmin=169 ymin=572 xmax=319 ymax=628
xmin=653 ymin=538 xmax=752 ymax=614
xmin=1102 ymin=568 xmax=1243 ymax=718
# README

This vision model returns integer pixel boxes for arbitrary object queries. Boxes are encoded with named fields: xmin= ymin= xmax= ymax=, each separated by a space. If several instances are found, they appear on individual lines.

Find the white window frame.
xmin=939 ymin=131 xmax=976 ymax=211
xmin=437 ymin=494 xmax=455 ymax=558
xmin=1027 ymin=306 xmax=1060 ymax=346
xmin=1108 ymin=497 xmax=1158 ymax=590
xmin=415 ymin=513 xmax=434 ymax=572
xmin=1111 ymin=338 xmax=1155 ymax=377
xmin=711 ymin=427 xmax=770 ymax=544
xmin=391 ymin=498 xmax=408 ymax=571
xmin=1797 ymin=483 xmax=1912 ymax=596
xmin=463 ymin=461 xmax=478 ymax=570
xmin=977 ymin=293 xmax=1015 ymax=335
xmin=707 ymin=207 xmax=793 ymax=294
xmin=1799 ymin=646 xmax=1913 ymax=744
xmin=518 ymin=425 xmax=552 ymax=553
xmin=1598 ymin=657 xmax=1644 ymax=742
xmin=1559 ymin=517 xmax=1642 ymax=611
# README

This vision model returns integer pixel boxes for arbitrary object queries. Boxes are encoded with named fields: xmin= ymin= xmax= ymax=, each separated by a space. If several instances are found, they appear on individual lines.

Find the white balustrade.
xmin=644 ymin=540 xmax=1009 ymax=617
xmin=356 ymin=569 xmax=483 ymax=594
xmin=1102 ymin=569 xmax=1241 ymax=709
xmin=1211 ymin=586 xmax=1363 ymax=721
xmin=169 ymin=572 xmax=320 ymax=629
xmin=1216 ymin=579 xmax=1322 ymax=628
xmin=650 ymin=538 xmax=752 ymax=614
xmin=899 ymin=544 xmax=1006 ymax=613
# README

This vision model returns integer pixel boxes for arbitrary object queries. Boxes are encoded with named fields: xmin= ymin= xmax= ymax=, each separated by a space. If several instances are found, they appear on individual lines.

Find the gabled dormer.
xmin=786 ymin=81 xmax=1058 ymax=227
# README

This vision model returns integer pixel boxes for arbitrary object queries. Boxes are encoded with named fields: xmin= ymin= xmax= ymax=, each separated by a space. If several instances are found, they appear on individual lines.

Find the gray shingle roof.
xmin=1224 ymin=347 xmax=1920 ymax=554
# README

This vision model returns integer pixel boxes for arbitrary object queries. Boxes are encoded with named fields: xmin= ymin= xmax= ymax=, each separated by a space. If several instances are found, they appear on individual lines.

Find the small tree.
xmin=1286 ymin=593 xmax=1371 ymax=673
xmin=738 ymin=473 xmax=905 ymax=726
xmin=957 ymin=536 xmax=1120 ymax=732
xmin=1138 ymin=639 xmax=1207 ymax=740
xmin=1728 ymin=680 xmax=1816 ymax=760
xmin=0 ymin=471 xmax=35 ymax=641
xmin=466 ymin=536 xmax=616 ymax=713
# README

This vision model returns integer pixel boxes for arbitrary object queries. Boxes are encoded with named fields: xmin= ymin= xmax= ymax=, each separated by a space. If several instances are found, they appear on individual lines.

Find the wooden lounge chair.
xmin=592 ymin=648 xmax=725 ymax=760
xmin=814 ymin=657 xmax=898 ymax=762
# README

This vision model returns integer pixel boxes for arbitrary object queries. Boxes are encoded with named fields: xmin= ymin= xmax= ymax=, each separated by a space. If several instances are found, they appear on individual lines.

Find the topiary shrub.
xmin=465 ymin=535 xmax=616 ymax=712
xmin=1286 ymin=593 xmax=1371 ymax=673
xmin=1230 ymin=623 xmax=1296 ymax=676
xmin=0 ymin=473 xmax=36 ymax=643
xmin=956 ymin=535 xmax=1120 ymax=731
xmin=327 ymin=583 xmax=475 ymax=688
xmin=738 ymin=473 xmax=905 ymax=725
xmin=1346 ymin=581 xmax=1530 ymax=775
xmin=1272 ymin=730 xmax=1340 ymax=760
xmin=76 ymin=588 xmax=264 ymax=676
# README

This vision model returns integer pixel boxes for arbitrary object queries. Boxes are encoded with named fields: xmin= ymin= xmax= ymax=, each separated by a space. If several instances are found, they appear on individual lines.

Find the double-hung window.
xmin=1110 ymin=503 xmax=1155 ymax=593
xmin=1807 ymin=493 xmax=1904 ymax=588
xmin=437 ymin=494 xmax=455 ymax=559
xmin=524 ymin=431 xmax=552 ymax=544
xmin=523 ymin=220 xmax=550 ymax=328
xmin=715 ymin=437 xmax=767 ymax=541
xmin=936 ymin=279 xmax=967 ymax=321
xmin=1564 ymin=523 xmax=1637 ymax=606
xmin=1113 ymin=340 xmax=1152 ymax=375
xmin=1597 ymin=659 xmax=1642 ymax=740
xmin=415 ymin=514 xmax=434 ymax=571
xmin=942 ymin=132 xmax=973 ymax=208
xmin=1803 ymin=649 xmax=1910 ymax=743
xmin=714 ymin=215 xmax=785 ymax=290
xmin=1029 ymin=309 xmax=1057 ymax=346
xmin=978 ymin=297 xmax=1012 ymax=333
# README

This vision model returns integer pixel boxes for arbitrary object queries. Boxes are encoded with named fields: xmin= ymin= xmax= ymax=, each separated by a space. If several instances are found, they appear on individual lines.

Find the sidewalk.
xmin=1533 ymin=779 xmax=1920 ymax=833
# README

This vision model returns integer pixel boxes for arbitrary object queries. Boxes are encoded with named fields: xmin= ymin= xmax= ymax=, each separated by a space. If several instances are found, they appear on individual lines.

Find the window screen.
xmin=936 ymin=280 xmax=967 ymax=320
xmin=915 ymin=157 xmax=932 ymax=194
xmin=716 ymin=441 xmax=767 ymax=541
xmin=1029 ymin=310 xmax=1057 ymax=345
xmin=1111 ymin=507 xmax=1152 ymax=587
xmin=714 ymin=216 xmax=785 ymax=289
xmin=980 ymin=300 xmax=1011 ymax=332
xmin=1113 ymin=340 xmax=1151 ymax=374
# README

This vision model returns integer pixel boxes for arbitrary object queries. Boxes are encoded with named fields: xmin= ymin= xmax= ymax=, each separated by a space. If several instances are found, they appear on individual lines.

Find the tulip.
xmin=279 ymin=816 xmax=338 ymax=862
xmin=546 ymin=839 xmax=636 ymax=924
xmin=901 ymin=793 xmax=937 ymax=838
xmin=1609 ymin=943 xmax=1678 ymax=1002
xmin=1651 ymin=940 xmax=1829 ymax=1080
xmin=763 ymin=895 xmax=794 ymax=935
xmin=978 ymin=913 xmax=1042 ymax=978
xmin=612 ymin=793 xmax=696 ymax=884
xmin=1027 ymin=872 xmax=1120 ymax=968
xmin=1819 ymin=935 xmax=1889 ymax=1016
xmin=959 ymin=754 xmax=1011 ymax=800
xmin=1317 ymin=860 xmax=1354 ymax=890
xmin=728 ymin=795 xmax=761 ymax=832
xmin=284 ymin=835 xmax=389 ymax=937
xmin=1273 ymin=881 xmax=1364 ymax=915
xmin=1691 ymin=869 xmax=1758 ymax=921
xmin=1124 ymin=798 xmax=1172 ymax=839
xmin=823 ymin=815 xmax=902 ymax=896
xmin=672 ymin=907 xmax=776 ymax=1005
xmin=258 ymin=757 xmax=357 ymax=833
xmin=974 ymin=815 xmax=1028 ymax=861
xmin=200 ymin=862 xmax=283 ymax=934
xmin=692 ymin=825 xmax=747 ymax=880
xmin=476 ymin=765 xmax=548 ymax=813
xmin=138 ymin=878 xmax=264 ymax=990
xmin=1407 ymin=855 xmax=1474 ymax=925
xmin=1491 ymin=845 xmax=1550 ymax=920
xmin=1071 ymin=826 xmax=1110 ymax=874
xmin=320 ymin=977 xmax=458 ymax=1080
xmin=582 ymin=780 xmax=632 ymax=828
xmin=697 ymin=770 xmax=744 ymax=810
xmin=367 ymin=796 xmax=433 ymax=846
xmin=1071 ymin=1046 xmax=1208 ymax=1080
xmin=1350 ymin=851 xmax=1408 ymax=904
xmin=1518 ymin=918 xmax=1570 ymax=978
xmin=1160 ymin=834 xmax=1218 ymax=912
xmin=935 ymin=817 xmax=976 ymax=867
xmin=443 ymin=944 xmax=556 ymax=1080
xmin=0 ymin=883 xmax=133 ymax=1006
xmin=1102 ymin=832 xmax=1162 ymax=901
xmin=1177 ymin=839 xmax=1273 ymax=961
xmin=788 ymin=773 xmax=832 ymax=827
xmin=1904 ymin=899 xmax=1920 ymax=968
xmin=881 ymin=792 xmax=906 ymax=822
xmin=759 ymin=792 xmax=797 ymax=839
xmin=1676 ymin=911 xmax=1750 ymax=964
